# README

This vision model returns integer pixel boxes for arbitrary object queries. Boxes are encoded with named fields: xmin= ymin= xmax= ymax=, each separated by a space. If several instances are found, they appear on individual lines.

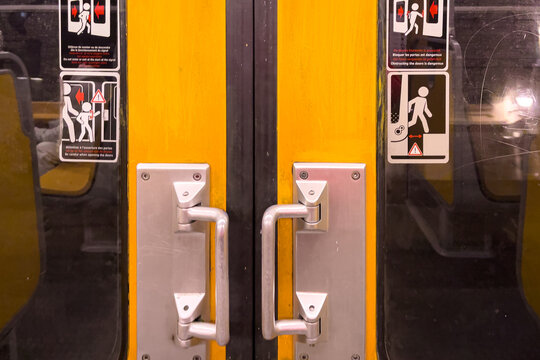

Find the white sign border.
xmin=58 ymin=0 xmax=121 ymax=72
xmin=386 ymin=0 xmax=450 ymax=72
xmin=59 ymin=70 xmax=121 ymax=163
xmin=387 ymin=71 xmax=450 ymax=164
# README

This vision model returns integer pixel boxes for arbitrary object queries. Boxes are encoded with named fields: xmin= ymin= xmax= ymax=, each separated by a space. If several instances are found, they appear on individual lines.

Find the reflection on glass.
xmin=382 ymin=1 xmax=540 ymax=359
xmin=0 ymin=4 xmax=124 ymax=360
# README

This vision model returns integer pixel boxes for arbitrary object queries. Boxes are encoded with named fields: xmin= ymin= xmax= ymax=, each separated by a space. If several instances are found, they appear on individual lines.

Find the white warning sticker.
xmin=387 ymin=72 xmax=449 ymax=164
xmin=59 ymin=71 xmax=120 ymax=162
xmin=387 ymin=0 xmax=449 ymax=71
xmin=59 ymin=0 xmax=120 ymax=70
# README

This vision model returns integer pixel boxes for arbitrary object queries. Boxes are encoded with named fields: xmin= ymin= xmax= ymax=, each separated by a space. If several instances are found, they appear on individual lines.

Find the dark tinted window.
xmin=0 ymin=1 xmax=126 ymax=359
xmin=380 ymin=1 xmax=540 ymax=359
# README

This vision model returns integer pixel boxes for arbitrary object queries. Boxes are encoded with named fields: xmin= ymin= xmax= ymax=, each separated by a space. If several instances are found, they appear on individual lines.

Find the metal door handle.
xmin=137 ymin=164 xmax=230 ymax=358
xmin=176 ymin=203 xmax=230 ymax=347
xmin=261 ymin=180 xmax=329 ymax=344
xmin=260 ymin=164 xmax=367 ymax=358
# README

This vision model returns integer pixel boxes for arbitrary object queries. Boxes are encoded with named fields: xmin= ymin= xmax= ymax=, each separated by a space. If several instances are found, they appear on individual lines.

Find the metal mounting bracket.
xmin=137 ymin=164 xmax=229 ymax=360
xmin=293 ymin=163 xmax=366 ymax=359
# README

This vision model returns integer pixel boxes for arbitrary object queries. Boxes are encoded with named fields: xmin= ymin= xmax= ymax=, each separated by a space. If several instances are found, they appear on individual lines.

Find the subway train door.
xmin=129 ymin=0 xmax=376 ymax=360
xmin=252 ymin=1 xmax=378 ymax=360
xmin=252 ymin=1 xmax=378 ymax=359
xmin=129 ymin=1 xmax=540 ymax=360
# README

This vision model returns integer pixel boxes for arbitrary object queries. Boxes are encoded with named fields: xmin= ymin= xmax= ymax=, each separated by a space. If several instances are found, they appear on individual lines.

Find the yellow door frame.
xmin=128 ymin=1 xmax=377 ymax=359
xmin=128 ymin=1 xmax=227 ymax=359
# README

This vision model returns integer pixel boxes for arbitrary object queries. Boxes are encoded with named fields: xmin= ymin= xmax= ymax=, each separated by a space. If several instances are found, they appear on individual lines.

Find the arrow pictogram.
xmin=72 ymin=5 xmax=78 ymax=18
xmin=409 ymin=134 xmax=422 ymax=139
xmin=95 ymin=1 xmax=104 ymax=19
xmin=430 ymin=1 xmax=438 ymax=18
xmin=75 ymin=89 xmax=84 ymax=105
xmin=398 ymin=6 xmax=404 ymax=18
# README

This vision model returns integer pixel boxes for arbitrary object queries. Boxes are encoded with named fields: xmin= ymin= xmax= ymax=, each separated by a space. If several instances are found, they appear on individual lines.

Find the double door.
xmin=129 ymin=1 xmax=376 ymax=359
xmin=1 ymin=0 xmax=540 ymax=360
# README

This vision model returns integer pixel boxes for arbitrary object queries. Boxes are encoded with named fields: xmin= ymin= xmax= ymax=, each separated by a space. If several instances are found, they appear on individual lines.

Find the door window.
xmin=381 ymin=1 xmax=540 ymax=359
xmin=0 ymin=2 xmax=126 ymax=359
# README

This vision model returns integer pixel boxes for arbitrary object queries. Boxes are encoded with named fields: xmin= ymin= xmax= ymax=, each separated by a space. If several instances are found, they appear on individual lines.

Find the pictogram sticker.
xmin=387 ymin=72 xmax=449 ymax=164
xmin=387 ymin=0 xmax=449 ymax=71
xmin=60 ymin=72 xmax=120 ymax=163
xmin=59 ymin=0 xmax=120 ymax=70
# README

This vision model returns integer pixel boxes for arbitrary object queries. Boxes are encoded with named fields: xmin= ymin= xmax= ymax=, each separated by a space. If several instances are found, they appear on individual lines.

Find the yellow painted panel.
xmin=0 ymin=74 xmax=40 ymax=331
xmin=127 ymin=1 xmax=227 ymax=359
xmin=521 ymin=137 xmax=540 ymax=319
xmin=277 ymin=1 xmax=377 ymax=359
xmin=40 ymin=163 xmax=96 ymax=196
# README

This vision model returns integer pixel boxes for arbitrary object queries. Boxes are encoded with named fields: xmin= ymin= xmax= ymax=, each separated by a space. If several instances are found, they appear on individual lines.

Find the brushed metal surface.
xmin=293 ymin=163 xmax=366 ymax=359
xmin=137 ymin=164 xmax=209 ymax=360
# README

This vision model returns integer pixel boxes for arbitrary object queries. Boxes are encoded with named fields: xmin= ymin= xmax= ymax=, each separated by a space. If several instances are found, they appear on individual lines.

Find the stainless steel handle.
xmin=261 ymin=181 xmax=329 ymax=345
xmin=176 ymin=206 xmax=230 ymax=347
xmin=137 ymin=164 xmax=230 ymax=358
xmin=261 ymin=179 xmax=329 ymax=344
xmin=178 ymin=206 xmax=229 ymax=346
xmin=259 ymin=164 xmax=367 ymax=358
xmin=262 ymin=204 xmax=314 ymax=340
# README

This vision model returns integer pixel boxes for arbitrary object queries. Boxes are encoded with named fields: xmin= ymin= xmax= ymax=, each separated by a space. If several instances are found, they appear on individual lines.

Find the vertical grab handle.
xmin=137 ymin=164 xmax=231 ymax=358
xmin=176 ymin=206 xmax=230 ymax=347
xmin=261 ymin=204 xmax=322 ymax=342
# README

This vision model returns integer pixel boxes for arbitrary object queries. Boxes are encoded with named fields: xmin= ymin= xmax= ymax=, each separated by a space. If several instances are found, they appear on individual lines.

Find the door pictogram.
xmin=60 ymin=0 xmax=119 ymax=70
xmin=60 ymin=72 xmax=120 ymax=162
xmin=387 ymin=72 xmax=449 ymax=163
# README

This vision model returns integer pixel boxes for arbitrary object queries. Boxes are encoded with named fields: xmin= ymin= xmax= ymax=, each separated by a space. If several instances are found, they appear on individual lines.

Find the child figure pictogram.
xmin=77 ymin=102 xmax=100 ymax=142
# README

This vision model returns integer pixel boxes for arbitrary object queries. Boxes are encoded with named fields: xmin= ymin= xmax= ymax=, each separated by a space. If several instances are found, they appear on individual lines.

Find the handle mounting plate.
xmin=293 ymin=163 xmax=366 ymax=359
xmin=137 ymin=164 xmax=210 ymax=360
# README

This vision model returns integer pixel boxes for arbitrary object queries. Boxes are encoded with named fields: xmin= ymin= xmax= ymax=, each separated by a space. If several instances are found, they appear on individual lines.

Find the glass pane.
xmin=0 ymin=1 xmax=126 ymax=359
xmin=381 ymin=1 xmax=540 ymax=359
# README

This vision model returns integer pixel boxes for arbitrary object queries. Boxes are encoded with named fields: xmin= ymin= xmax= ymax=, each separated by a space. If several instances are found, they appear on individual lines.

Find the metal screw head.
xmin=193 ymin=173 xmax=202 ymax=181
xmin=142 ymin=355 xmax=150 ymax=360
xmin=141 ymin=172 xmax=150 ymax=181
xmin=193 ymin=356 xmax=202 ymax=360
xmin=351 ymin=354 xmax=361 ymax=360
xmin=351 ymin=171 xmax=361 ymax=180
xmin=299 ymin=171 xmax=309 ymax=180
xmin=299 ymin=353 xmax=309 ymax=360
xmin=309 ymin=305 xmax=315 ymax=311
xmin=183 ymin=191 xmax=189 ymax=196
xmin=308 ymin=190 xmax=315 ymax=196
